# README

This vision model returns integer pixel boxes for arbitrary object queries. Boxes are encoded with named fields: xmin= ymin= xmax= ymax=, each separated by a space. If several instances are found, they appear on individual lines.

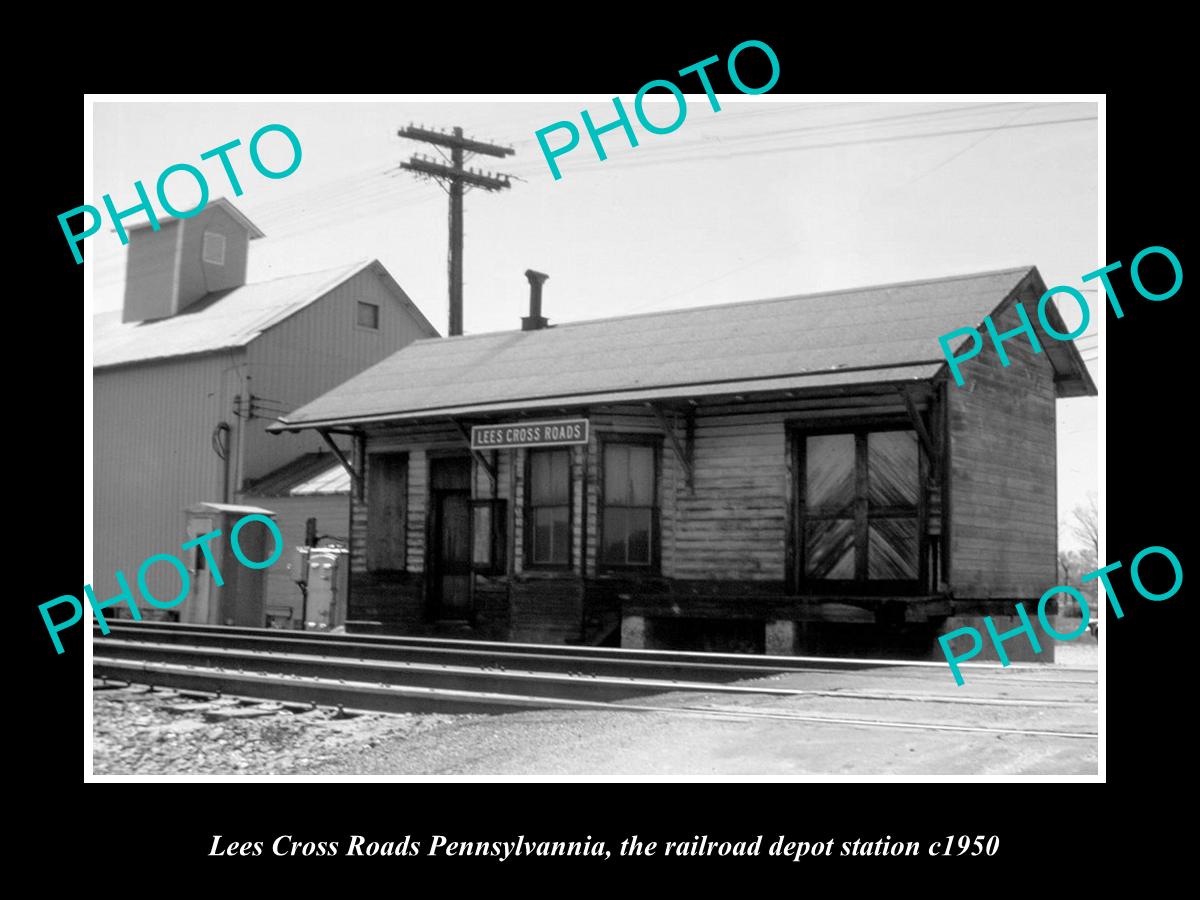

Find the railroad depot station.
xmin=270 ymin=265 xmax=1096 ymax=659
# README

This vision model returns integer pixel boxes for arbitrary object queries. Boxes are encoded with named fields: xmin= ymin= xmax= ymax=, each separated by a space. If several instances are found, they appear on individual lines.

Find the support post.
xmin=898 ymin=385 xmax=940 ymax=479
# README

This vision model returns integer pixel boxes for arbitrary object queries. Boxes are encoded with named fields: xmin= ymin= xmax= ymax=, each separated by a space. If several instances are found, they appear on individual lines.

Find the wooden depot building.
xmin=270 ymin=267 xmax=1096 ymax=660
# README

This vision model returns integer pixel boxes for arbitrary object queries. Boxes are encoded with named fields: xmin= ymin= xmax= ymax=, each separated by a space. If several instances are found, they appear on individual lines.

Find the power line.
xmin=97 ymin=106 xmax=1095 ymax=277
xmin=907 ymin=105 xmax=1034 ymax=184
xmin=539 ymin=115 xmax=1100 ymax=176
xmin=251 ymin=110 xmax=1097 ymax=245
xmin=90 ymin=105 xmax=1097 ymax=293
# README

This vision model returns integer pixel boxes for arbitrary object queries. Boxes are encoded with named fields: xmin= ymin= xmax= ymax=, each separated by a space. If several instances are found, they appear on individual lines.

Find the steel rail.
xmin=93 ymin=661 xmax=1097 ymax=740
xmin=93 ymin=622 xmax=1099 ymax=685
xmin=93 ymin=639 xmax=1095 ymax=708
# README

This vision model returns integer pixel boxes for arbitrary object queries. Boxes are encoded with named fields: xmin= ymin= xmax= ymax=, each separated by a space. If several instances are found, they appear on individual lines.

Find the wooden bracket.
xmin=452 ymin=418 xmax=497 ymax=487
xmin=897 ymin=385 xmax=940 ymax=479
xmin=317 ymin=429 xmax=362 ymax=499
xmin=650 ymin=403 xmax=694 ymax=490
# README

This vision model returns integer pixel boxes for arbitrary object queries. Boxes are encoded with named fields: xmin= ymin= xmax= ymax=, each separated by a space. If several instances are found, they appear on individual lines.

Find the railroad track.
xmin=94 ymin=667 xmax=1095 ymax=741
xmin=92 ymin=622 xmax=1096 ymax=739
xmin=94 ymin=621 xmax=1098 ymax=685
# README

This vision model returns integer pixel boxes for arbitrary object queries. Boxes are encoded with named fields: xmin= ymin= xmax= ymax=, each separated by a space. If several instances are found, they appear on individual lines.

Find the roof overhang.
xmin=267 ymin=362 xmax=944 ymax=433
xmin=933 ymin=267 xmax=1098 ymax=399
xmin=123 ymin=197 xmax=267 ymax=239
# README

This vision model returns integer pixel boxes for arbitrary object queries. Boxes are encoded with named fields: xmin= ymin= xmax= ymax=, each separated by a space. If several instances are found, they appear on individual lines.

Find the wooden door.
xmin=429 ymin=457 xmax=473 ymax=619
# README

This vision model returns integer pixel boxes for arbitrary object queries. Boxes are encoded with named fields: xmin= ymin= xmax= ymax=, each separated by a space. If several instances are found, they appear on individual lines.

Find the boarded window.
xmin=366 ymin=453 xmax=406 ymax=571
xmin=357 ymin=301 xmax=380 ymax=329
xmin=527 ymin=449 xmax=571 ymax=566
xmin=800 ymin=429 xmax=920 ymax=583
xmin=601 ymin=442 xmax=657 ymax=568
xmin=202 ymin=231 xmax=226 ymax=265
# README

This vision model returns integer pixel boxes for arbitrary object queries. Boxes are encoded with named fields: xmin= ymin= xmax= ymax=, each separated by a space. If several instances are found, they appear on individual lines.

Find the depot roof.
xmin=271 ymin=266 xmax=1096 ymax=431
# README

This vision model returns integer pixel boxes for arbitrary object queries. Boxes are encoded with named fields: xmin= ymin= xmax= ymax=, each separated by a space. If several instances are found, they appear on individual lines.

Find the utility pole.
xmin=398 ymin=125 xmax=515 ymax=336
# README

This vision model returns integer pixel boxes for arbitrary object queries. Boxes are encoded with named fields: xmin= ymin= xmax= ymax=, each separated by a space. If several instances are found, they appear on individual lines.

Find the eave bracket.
xmin=317 ymin=429 xmax=363 ymax=499
xmin=650 ymin=403 xmax=694 ymax=491
xmin=452 ymin=419 xmax=497 ymax=487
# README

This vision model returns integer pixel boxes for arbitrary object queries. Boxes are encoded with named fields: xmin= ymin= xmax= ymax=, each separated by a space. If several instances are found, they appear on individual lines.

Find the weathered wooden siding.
xmin=676 ymin=409 xmax=787 ymax=581
xmin=407 ymin=449 xmax=428 ymax=573
xmin=511 ymin=447 xmax=525 ymax=574
xmin=947 ymin=288 xmax=1058 ymax=598
xmin=588 ymin=397 xmax=923 ymax=586
xmin=339 ymin=371 xmax=1060 ymax=644
xmin=243 ymin=266 xmax=435 ymax=483
xmin=92 ymin=352 xmax=233 ymax=602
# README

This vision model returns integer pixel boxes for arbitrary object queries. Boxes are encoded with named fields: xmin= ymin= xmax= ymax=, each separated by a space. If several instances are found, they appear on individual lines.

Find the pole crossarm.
xmin=399 ymin=124 xmax=516 ymax=337
xmin=397 ymin=125 xmax=515 ymax=158
xmin=400 ymin=157 xmax=511 ymax=191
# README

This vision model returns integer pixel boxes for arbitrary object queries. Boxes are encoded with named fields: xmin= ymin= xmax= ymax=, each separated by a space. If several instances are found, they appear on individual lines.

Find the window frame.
xmin=790 ymin=418 xmax=927 ymax=595
xmin=202 ymin=231 xmax=226 ymax=266
xmin=596 ymin=433 xmax=662 ymax=575
xmin=523 ymin=447 xmax=575 ymax=571
xmin=356 ymin=301 xmax=381 ymax=331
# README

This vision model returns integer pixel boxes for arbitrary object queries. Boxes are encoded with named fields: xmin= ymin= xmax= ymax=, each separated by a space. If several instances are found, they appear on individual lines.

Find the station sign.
xmin=470 ymin=418 xmax=589 ymax=450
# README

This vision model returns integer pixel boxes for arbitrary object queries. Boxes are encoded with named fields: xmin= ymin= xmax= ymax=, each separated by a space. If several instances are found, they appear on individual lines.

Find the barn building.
xmin=92 ymin=199 xmax=438 ymax=620
xmin=269 ymin=266 xmax=1095 ymax=658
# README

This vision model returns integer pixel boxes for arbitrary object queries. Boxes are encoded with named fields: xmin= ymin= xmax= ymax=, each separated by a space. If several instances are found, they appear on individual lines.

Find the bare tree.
xmin=1070 ymin=493 xmax=1098 ymax=556
xmin=1058 ymin=551 xmax=1075 ymax=585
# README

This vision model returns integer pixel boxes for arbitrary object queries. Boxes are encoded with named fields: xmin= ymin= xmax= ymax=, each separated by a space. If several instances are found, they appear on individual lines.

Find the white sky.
xmin=90 ymin=98 xmax=1099 ymax=551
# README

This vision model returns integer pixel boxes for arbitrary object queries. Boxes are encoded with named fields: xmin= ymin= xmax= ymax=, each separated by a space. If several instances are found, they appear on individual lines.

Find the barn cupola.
xmin=121 ymin=197 xmax=265 ymax=323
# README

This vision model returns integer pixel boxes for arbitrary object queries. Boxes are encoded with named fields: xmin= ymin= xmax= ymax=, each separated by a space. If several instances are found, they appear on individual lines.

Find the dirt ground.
xmin=92 ymin=651 xmax=1097 ymax=776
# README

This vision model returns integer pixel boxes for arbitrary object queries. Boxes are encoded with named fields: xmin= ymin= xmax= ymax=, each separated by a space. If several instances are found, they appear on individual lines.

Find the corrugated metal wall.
xmin=122 ymin=219 xmax=181 ymax=322
xmin=243 ymin=266 xmax=435 ymax=483
xmin=94 ymin=263 xmax=434 ymax=614
xmin=178 ymin=204 xmax=249 ymax=305
xmin=236 ymin=492 xmax=350 ymax=625
xmin=93 ymin=352 xmax=236 ymax=602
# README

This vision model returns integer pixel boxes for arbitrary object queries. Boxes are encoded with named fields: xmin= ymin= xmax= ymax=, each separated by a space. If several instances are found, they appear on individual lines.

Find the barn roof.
xmin=123 ymin=197 xmax=267 ymax=239
xmin=93 ymin=259 xmax=436 ymax=370
xmin=273 ymin=266 xmax=1096 ymax=430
